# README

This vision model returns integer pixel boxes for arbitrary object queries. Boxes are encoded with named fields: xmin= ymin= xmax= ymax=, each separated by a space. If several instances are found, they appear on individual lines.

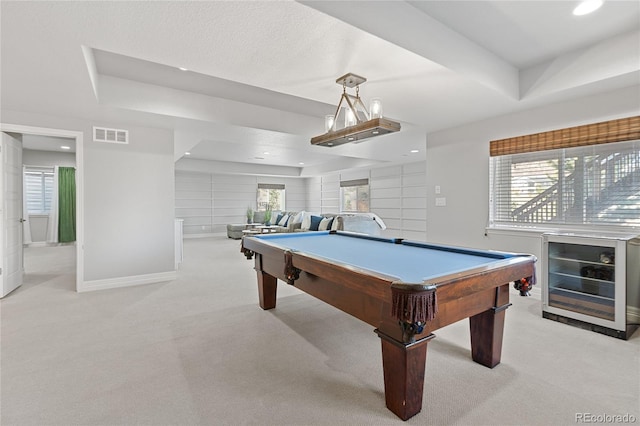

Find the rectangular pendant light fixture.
xmin=310 ymin=73 xmax=401 ymax=147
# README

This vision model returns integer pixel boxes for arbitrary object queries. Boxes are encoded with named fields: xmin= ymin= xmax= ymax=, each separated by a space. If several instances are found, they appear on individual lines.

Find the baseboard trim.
xmin=79 ymin=271 xmax=176 ymax=293
xmin=184 ymin=232 xmax=225 ymax=239
xmin=25 ymin=242 xmax=76 ymax=248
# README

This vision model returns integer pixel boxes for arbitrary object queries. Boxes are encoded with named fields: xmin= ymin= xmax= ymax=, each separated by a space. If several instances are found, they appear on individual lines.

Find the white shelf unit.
xmin=542 ymin=232 xmax=640 ymax=339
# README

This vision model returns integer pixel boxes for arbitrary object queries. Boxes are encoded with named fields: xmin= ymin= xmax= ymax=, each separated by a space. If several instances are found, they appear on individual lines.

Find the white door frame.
xmin=0 ymin=123 xmax=84 ymax=292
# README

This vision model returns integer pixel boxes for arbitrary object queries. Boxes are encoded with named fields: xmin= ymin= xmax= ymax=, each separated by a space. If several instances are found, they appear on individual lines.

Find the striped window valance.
xmin=490 ymin=116 xmax=640 ymax=157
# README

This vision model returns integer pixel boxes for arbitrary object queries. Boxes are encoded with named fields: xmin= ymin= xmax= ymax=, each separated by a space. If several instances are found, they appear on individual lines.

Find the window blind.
xmin=490 ymin=140 xmax=640 ymax=228
xmin=25 ymin=167 xmax=54 ymax=214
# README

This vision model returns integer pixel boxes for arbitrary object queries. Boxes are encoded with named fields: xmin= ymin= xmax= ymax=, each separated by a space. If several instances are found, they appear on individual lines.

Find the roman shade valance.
xmin=490 ymin=116 xmax=640 ymax=157
xmin=257 ymin=183 xmax=285 ymax=190
xmin=340 ymin=178 xmax=369 ymax=187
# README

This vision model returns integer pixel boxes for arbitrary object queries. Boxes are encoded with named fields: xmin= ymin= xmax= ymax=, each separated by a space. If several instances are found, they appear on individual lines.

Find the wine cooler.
xmin=542 ymin=232 xmax=640 ymax=339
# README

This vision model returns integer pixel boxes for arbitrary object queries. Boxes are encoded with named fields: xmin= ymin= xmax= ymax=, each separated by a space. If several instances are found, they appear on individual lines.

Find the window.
xmin=257 ymin=183 xmax=285 ymax=211
xmin=489 ymin=117 xmax=640 ymax=229
xmin=341 ymin=179 xmax=369 ymax=213
xmin=25 ymin=167 xmax=54 ymax=214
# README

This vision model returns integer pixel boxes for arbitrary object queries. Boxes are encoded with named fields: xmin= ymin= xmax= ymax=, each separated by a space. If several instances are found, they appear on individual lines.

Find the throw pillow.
xmin=291 ymin=211 xmax=305 ymax=224
xmin=274 ymin=214 xmax=283 ymax=225
xmin=331 ymin=216 xmax=342 ymax=231
xmin=318 ymin=217 xmax=333 ymax=231
xmin=309 ymin=215 xmax=323 ymax=231
xmin=278 ymin=214 xmax=289 ymax=226
xmin=301 ymin=213 xmax=311 ymax=230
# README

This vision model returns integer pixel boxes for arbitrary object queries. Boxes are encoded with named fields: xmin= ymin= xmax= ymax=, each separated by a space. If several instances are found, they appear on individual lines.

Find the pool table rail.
xmin=243 ymin=234 xmax=401 ymax=301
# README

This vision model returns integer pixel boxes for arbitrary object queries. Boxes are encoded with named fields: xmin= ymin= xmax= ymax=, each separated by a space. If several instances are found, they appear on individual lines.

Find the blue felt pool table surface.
xmin=253 ymin=231 xmax=520 ymax=284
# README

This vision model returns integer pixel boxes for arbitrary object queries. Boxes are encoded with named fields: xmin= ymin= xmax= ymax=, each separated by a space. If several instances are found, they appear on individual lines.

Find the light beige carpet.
xmin=1 ymin=236 xmax=638 ymax=425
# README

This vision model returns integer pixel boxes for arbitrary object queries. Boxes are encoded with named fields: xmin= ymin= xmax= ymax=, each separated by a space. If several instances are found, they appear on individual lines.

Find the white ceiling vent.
xmin=93 ymin=126 xmax=128 ymax=144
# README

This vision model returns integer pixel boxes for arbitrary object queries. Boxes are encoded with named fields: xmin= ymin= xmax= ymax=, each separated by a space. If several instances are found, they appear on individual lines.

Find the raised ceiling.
xmin=1 ymin=1 xmax=638 ymax=175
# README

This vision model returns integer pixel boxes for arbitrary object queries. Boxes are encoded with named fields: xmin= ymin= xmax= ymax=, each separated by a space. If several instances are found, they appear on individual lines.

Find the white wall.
xmin=425 ymin=86 xmax=640 ymax=262
xmin=313 ymin=161 xmax=428 ymax=239
xmin=400 ymin=162 xmax=428 ymax=240
xmin=370 ymin=166 xmax=402 ymax=235
xmin=23 ymin=149 xmax=75 ymax=167
xmin=368 ymin=162 xmax=428 ymax=240
xmin=1 ymin=109 xmax=176 ymax=286
xmin=320 ymin=174 xmax=340 ymax=213
xmin=305 ymin=176 xmax=321 ymax=212
xmin=84 ymin=126 xmax=175 ymax=282
xmin=175 ymin=171 xmax=214 ymax=234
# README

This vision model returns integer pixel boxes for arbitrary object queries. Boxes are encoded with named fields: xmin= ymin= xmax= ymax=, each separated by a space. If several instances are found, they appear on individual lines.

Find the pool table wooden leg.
xmin=255 ymin=254 xmax=277 ymax=310
xmin=469 ymin=284 xmax=511 ymax=368
xmin=376 ymin=330 xmax=435 ymax=421
xmin=257 ymin=271 xmax=277 ymax=310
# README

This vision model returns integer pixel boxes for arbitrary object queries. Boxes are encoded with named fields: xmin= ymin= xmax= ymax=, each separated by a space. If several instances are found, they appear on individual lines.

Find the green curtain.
xmin=58 ymin=167 xmax=76 ymax=243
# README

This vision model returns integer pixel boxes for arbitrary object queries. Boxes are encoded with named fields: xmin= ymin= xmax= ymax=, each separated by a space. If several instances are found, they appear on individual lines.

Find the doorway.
xmin=0 ymin=124 xmax=84 ymax=296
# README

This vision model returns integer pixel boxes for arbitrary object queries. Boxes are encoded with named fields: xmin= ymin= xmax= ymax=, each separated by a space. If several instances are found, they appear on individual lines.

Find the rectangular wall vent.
xmin=93 ymin=126 xmax=129 ymax=144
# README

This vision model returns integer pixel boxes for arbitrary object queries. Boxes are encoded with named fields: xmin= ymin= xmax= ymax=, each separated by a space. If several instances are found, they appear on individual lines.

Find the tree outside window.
xmin=341 ymin=179 xmax=369 ymax=213
xmin=257 ymin=184 xmax=285 ymax=211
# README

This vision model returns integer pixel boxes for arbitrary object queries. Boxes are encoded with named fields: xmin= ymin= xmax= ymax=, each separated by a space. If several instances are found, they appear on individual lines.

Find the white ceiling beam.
xmin=300 ymin=0 xmax=520 ymax=100
xmin=97 ymin=75 xmax=324 ymax=137
xmin=175 ymin=157 xmax=303 ymax=177
xmin=299 ymin=157 xmax=386 ymax=177
xmin=81 ymin=45 xmax=100 ymax=101
xmin=520 ymin=29 xmax=640 ymax=100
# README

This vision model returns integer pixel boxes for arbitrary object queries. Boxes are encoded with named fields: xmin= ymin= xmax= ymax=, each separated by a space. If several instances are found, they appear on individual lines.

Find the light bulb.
xmin=325 ymin=115 xmax=335 ymax=132
xmin=345 ymin=109 xmax=356 ymax=127
xmin=370 ymin=98 xmax=383 ymax=119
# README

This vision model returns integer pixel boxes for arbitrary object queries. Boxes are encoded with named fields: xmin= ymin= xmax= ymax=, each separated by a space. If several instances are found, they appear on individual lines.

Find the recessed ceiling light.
xmin=573 ymin=0 xmax=603 ymax=16
xmin=263 ymin=151 xmax=270 ymax=155
xmin=184 ymin=152 xmax=191 ymax=156
xmin=178 ymin=67 xmax=189 ymax=71
xmin=299 ymin=162 xmax=305 ymax=165
xmin=410 ymin=149 xmax=419 ymax=153
xmin=60 ymin=145 xmax=71 ymax=150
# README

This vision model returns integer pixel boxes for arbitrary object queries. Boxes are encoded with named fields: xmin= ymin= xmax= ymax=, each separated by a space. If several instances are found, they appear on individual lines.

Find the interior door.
xmin=1 ymin=132 xmax=23 ymax=297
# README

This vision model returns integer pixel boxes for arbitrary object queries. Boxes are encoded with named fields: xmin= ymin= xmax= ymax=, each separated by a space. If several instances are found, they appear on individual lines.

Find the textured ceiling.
xmin=1 ymin=1 xmax=638 ymax=175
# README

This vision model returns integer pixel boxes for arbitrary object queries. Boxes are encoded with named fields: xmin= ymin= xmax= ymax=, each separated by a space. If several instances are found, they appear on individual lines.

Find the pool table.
xmin=241 ymin=231 xmax=536 ymax=420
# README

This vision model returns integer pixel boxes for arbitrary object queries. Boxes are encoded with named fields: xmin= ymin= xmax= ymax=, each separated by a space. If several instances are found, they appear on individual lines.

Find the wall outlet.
xmin=435 ymin=185 xmax=441 ymax=194
xmin=435 ymin=197 xmax=446 ymax=207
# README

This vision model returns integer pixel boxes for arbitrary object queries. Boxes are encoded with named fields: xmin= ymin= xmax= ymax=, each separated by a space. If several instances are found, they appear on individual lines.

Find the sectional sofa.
xmin=226 ymin=211 xmax=385 ymax=239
